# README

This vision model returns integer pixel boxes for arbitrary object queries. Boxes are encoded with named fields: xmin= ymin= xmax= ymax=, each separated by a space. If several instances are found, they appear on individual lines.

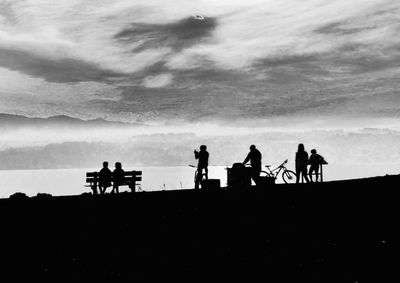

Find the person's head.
xmin=103 ymin=161 xmax=108 ymax=168
xmin=297 ymin=143 xmax=305 ymax=152
xmin=311 ymin=149 xmax=317 ymax=154
xmin=200 ymin=145 xmax=207 ymax=151
xmin=250 ymin=145 xmax=256 ymax=151
xmin=115 ymin=162 xmax=122 ymax=169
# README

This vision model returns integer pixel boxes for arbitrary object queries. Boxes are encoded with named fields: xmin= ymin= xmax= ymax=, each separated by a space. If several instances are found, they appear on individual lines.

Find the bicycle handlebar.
xmin=264 ymin=160 xmax=289 ymax=168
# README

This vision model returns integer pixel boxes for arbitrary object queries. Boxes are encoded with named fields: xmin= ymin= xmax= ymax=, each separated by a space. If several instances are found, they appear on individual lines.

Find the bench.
xmin=85 ymin=170 xmax=142 ymax=194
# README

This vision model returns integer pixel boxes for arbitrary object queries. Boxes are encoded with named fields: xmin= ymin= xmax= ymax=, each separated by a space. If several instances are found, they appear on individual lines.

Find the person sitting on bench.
xmin=99 ymin=161 xmax=112 ymax=195
xmin=112 ymin=162 xmax=125 ymax=194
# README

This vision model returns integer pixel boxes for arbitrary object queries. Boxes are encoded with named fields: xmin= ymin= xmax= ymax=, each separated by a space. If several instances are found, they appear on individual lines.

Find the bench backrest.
xmin=86 ymin=170 xmax=142 ymax=185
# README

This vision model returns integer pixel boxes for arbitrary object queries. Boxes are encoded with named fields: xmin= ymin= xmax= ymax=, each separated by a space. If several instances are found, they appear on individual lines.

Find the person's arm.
xmin=243 ymin=153 xmax=250 ymax=164
xmin=194 ymin=150 xmax=199 ymax=159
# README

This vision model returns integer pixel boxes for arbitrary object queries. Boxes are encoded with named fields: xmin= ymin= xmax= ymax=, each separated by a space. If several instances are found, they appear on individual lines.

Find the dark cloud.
xmin=0 ymin=48 xmax=122 ymax=83
xmin=114 ymin=16 xmax=217 ymax=52
xmin=315 ymin=22 xmax=377 ymax=36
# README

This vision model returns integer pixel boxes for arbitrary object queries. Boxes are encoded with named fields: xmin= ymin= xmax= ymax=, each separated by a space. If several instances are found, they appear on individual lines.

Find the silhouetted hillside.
xmin=0 ymin=113 xmax=143 ymax=128
xmin=0 ymin=175 xmax=396 ymax=281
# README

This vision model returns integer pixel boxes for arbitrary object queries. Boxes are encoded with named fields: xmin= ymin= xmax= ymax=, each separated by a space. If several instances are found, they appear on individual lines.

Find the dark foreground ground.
xmin=0 ymin=175 xmax=397 ymax=282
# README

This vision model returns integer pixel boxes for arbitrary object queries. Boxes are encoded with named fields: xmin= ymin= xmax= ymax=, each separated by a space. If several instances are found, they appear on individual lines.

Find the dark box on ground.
xmin=227 ymin=163 xmax=252 ymax=190
xmin=201 ymin=179 xmax=221 ymax=190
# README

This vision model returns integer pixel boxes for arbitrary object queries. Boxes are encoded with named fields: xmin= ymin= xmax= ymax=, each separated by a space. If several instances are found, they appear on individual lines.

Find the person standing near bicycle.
xmin=295 ymin=143 xmax=309 ymax=183
xmin=243 ymin=145 xmax=262 ymax=185
xmin=309 ymin=149 xmax=325 ymax=182
xmin=194 ymin=145 xmax=209 ymax=189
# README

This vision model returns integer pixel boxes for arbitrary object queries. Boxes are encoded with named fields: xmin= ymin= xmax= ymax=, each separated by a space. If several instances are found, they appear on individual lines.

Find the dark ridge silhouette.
xmin=0 ymin=113 xmax=145 ymax=128
xmin=8 ymin=191 xmax=29 ymax=200
xmin=0 ymin=175 xmax=396 ymax=281
xmin=36 ymin=193 xmax=53 ymax=199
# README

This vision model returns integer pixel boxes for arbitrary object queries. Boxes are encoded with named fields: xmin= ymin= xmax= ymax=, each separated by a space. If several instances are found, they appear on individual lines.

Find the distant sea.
xmin=1 ymin=164 xmax=399 ymax=198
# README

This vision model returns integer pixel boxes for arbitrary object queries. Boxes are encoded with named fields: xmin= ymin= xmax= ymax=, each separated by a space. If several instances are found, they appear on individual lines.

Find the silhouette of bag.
xmin=201 ymin=179 xmax=221 ymax=190
xmin=227 ymin=163 xmax=252 ymax=190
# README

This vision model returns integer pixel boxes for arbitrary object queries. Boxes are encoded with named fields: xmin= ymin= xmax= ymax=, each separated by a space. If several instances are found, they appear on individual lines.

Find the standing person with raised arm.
xmin=295 ymin=143 xmax=309 ymax=183
xmin=194 ymin=145 xmax=209 ymax=189
xmin=243 ymin=145 xmax=262 ymax=185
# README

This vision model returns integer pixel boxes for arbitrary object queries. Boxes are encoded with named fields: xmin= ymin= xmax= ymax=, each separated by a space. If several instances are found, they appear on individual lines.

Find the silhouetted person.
xmin=194 ymin=145 xmax=209 ymax=189
xmin=99 ymin=161 xmax=112 ymax=194
xmin=309 ymin=149 xmax=325 ymax=182
xmin=243 ymin=145 xmax=262 ymax=185
xmin=295 ymin=143 xmax=309 ymax=183
xmin=112 ymin=162 xmax=125 ymax=194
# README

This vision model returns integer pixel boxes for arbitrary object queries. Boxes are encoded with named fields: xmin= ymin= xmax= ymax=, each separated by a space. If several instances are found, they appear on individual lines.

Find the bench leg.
xmin=91 ymin=185 xmax=98 ymax=195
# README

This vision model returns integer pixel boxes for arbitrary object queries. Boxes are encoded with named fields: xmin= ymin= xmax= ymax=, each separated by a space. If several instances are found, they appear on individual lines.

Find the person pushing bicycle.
xmin=194 ymin=145 xmax=209 ymax=189
xmin=243 ymin=145 xmax=262 ymax=185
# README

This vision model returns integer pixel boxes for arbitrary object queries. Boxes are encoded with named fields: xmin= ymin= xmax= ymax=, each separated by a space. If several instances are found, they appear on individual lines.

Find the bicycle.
xmin=261 ymin=159 xmax=296 ymax=184
xmin=189 ymin=165 xmax=208 ymax=189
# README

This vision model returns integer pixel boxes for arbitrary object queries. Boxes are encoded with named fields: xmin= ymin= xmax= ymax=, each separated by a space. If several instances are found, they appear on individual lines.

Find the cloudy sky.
xmin=0 ymin=0 xmax=399 ymax=126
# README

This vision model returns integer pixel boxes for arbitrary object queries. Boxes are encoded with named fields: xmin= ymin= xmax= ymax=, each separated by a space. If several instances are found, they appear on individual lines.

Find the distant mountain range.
xmin=0 ymin=113 xmax=143 ymax=128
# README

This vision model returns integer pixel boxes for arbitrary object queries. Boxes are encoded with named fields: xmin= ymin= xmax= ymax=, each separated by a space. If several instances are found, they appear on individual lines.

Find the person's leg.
xmin=195 ymin=167 xmax=201 ymax=189
xmin=250 ymin=168 xmax=258 ymax=186
xmin=302 ymin=166 xmax=309 ymax=183
xmin=314 ymin=166 xmax=319 ymax=182
xmin=309 ymin=167 xmax=315 ymax=183
xmin=296 ymin=168 xmax=301 ymax=183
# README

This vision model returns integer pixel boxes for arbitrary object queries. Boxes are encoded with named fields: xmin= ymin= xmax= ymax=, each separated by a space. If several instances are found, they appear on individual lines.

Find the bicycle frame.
xmin=264 ymin=160 xmax=288 ymax=178
xmin=189 ymin=165 xmax=208 ymax=188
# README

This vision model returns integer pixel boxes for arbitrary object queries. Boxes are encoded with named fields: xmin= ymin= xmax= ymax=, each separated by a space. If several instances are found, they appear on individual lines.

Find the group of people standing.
xmin=94 ymin=143 xmax=325 ymax=194
xmin=295 ymin=143 xmax=325 ymax=183
xmin=193 ymin=143 xmax=325 ymax=187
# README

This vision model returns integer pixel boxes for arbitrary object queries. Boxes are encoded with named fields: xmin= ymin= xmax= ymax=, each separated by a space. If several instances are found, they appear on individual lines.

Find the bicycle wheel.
xmin=282 ymin=170 xmax=296 ymax=184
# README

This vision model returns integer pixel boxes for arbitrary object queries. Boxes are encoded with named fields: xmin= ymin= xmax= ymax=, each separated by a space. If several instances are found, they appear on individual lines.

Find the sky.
xmin=1 ymin=0 xmax=400 ymax=177
xmin=0 ymin=0 xmax=399 ymax=124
